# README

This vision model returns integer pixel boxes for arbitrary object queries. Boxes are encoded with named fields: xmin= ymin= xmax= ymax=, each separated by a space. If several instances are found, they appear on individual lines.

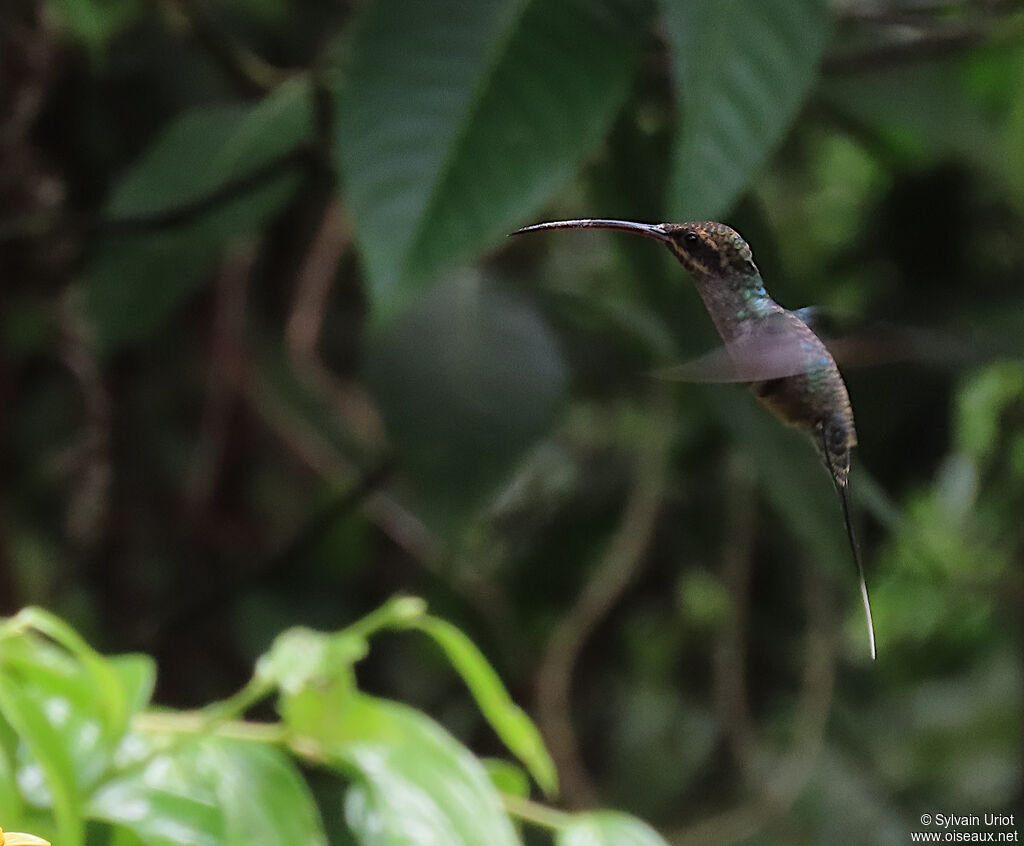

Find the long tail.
xmin=836 ymin=480 xmax=876 ymax=660
xmin=820 ymin=431 xmax=877 ymax=660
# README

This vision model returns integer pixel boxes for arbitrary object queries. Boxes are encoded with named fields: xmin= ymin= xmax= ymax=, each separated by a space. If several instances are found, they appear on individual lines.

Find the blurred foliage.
xmin=1 ymin=0 xmax=1023 ymax=844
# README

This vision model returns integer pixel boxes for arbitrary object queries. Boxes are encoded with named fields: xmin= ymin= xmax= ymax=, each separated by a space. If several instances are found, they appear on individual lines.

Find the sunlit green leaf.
xmin=0 ymin=617 xmax=159 ymax=846
xmin=661 ymin=0 xmax=832 ymax=218
xmin=482 ymin=759 xmax=530 ymax=798
xmin=91 ymin=736 xmax=327 ymax=846
xmin=10 ymin=608 xmax=153 ymax=745
xmin=88 ymin=763 xmax=223 ymax=846
xmin=0 ymin=713 xmax=21 ymax=820
xmin=0 ymin=667 xmax=85 ymax=846
xmin=557 ymin=810 xmax=670 ymax=846
xmin=310 ymin=694 xmax=519 ymax=846
xmin=406 ymin=615 xmax=557 ymax=796
xmin=336 ymin=0 xmax=647 ymax=322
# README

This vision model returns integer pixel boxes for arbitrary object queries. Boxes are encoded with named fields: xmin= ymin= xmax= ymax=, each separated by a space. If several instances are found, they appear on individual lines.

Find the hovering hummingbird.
xmin=512 ymin=219 xmax=876 ymax=660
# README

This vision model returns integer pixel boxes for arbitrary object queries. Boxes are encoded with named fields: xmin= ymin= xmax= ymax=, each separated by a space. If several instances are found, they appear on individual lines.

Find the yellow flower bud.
xmin=0 ymin=828 xmax=52 ymax=846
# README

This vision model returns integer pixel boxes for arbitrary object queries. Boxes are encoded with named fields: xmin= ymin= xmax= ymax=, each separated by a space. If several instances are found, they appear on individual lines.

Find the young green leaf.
xmin=405 ymin=615 xmax=557 ymax=796
xmin=661 ymin=0 xmax=832 ymax=219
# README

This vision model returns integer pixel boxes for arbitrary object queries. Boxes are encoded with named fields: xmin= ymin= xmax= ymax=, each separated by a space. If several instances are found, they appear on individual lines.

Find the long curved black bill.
xmin=512 ymin=219 xmax=671 ymax=243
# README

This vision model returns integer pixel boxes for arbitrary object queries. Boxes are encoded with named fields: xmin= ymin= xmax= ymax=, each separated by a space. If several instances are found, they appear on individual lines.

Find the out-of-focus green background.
xmin=2 ymin=0 xmax=1022 ymax=843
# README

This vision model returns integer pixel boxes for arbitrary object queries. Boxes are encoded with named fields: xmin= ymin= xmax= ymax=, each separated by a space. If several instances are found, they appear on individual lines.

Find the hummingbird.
xmin=512 ymin=219 xmax=876 ymax=660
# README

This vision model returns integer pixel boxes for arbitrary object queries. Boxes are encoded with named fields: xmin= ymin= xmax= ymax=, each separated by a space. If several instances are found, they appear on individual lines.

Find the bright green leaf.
xmin=557 ymin=811 xmax=670 ymax=846
xmin=482 ymin=758 xmax=531 ymax=798
xmin=0 ymin=619 xmax=158 ymax=846
xmin=406 ymin=615 xmax=557 ymax=796
xmin=0 ymin=713 xmax=21 ymax=820
xmin=324 ymin=695 xmax=519 ymax=846
xmin=88 ymin=765 xmax=223 ymax=846
xmin=661 ymin=0 xmax=832 ymax=218
xmin=336 ymin=0 xmax=648 ymax=322
xmin=11 ymin=608 xmax=152 ymax=745
xmin=201 ymin=738 xmax=327 ymax=846
xmin=0 ymin=672 xmax=84 ymax=846
xmin=91 ymin=736 xmax=327 ymax=846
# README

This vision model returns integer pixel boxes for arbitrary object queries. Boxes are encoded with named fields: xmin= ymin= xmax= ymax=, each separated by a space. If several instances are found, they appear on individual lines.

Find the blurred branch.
xmin=833 ymin=0 xmax=1021 ymax=26
xmin=286 ymin=199 xmax=385 ymax=447
xmin=535 ymin=388 xmax=675 ymax=808
xmin=712 ymin=455 xmax=761 ymax=792
xmin=162 ymin=0 xmax=288 ymax=95
xmin=186 ymin=243 xmax=254 ymax=512
xmin=53 ymin=294 xmax=112 ymax=553
xmin=825 ymin=4 xmax=1024 ymax=74
xmin=245 ymin=367 xmax=439 ymax=563
xmin=672 ymin=553 xmax=839 ymax=846
xmin=0 ymin=146 xmax=312 ymax=245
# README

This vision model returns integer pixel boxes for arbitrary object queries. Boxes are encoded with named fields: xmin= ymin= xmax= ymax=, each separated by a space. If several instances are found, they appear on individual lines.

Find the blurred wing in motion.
xmin=653 ymin=309 xmax=989 ymax=384
xmin=651 ymin=313 xmax=824 ymax=383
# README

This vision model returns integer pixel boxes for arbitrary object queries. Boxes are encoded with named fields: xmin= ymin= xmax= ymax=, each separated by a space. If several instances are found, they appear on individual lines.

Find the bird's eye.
xmin=683 ymin=231 xmax=701 ymax=246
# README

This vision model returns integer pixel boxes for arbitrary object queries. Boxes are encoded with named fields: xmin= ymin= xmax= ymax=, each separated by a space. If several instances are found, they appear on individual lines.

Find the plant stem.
xmin=500 ymin=794 xmax=573 ymax=831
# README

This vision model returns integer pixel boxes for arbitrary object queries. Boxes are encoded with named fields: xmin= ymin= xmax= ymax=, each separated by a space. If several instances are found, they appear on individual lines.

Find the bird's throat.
xmin=691 ymin=272 xmax=782 ymax=342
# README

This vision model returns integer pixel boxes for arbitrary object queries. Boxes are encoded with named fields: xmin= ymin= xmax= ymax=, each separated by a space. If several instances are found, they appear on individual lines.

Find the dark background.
xmin=2 ymin=0 xmax=1022 ymax=843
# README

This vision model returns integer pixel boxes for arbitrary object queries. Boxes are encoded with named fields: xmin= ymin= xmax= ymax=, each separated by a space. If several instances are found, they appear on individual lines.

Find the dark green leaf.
xmin=51 ymin=0 xmax=140 ymax=56
xmin=661 ymin=0 xmax=831 ymax=218
xmin=336 ymin=0 xmax=647 ymax=322
xmin=365 ymin=275 xmax=565 ymax=530
xmin=83 ymin=79 xmax=312 ymax=350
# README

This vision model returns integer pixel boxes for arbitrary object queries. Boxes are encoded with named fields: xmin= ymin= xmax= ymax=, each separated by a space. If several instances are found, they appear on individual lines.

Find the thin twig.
xmin=824 ymin=10 xmax=1024 ymax=74
xmin=285 ymin=199 xmax=385 ymax=446
xmin=56 ymin=294 xmax=112 ymax=553
xmin=712 ymin=454 xmax=761 ymax=792
xmin=245 ymin=367 xmax=439 ymax=563
xmin=187 ymin=243 xmax=254 ymax=511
